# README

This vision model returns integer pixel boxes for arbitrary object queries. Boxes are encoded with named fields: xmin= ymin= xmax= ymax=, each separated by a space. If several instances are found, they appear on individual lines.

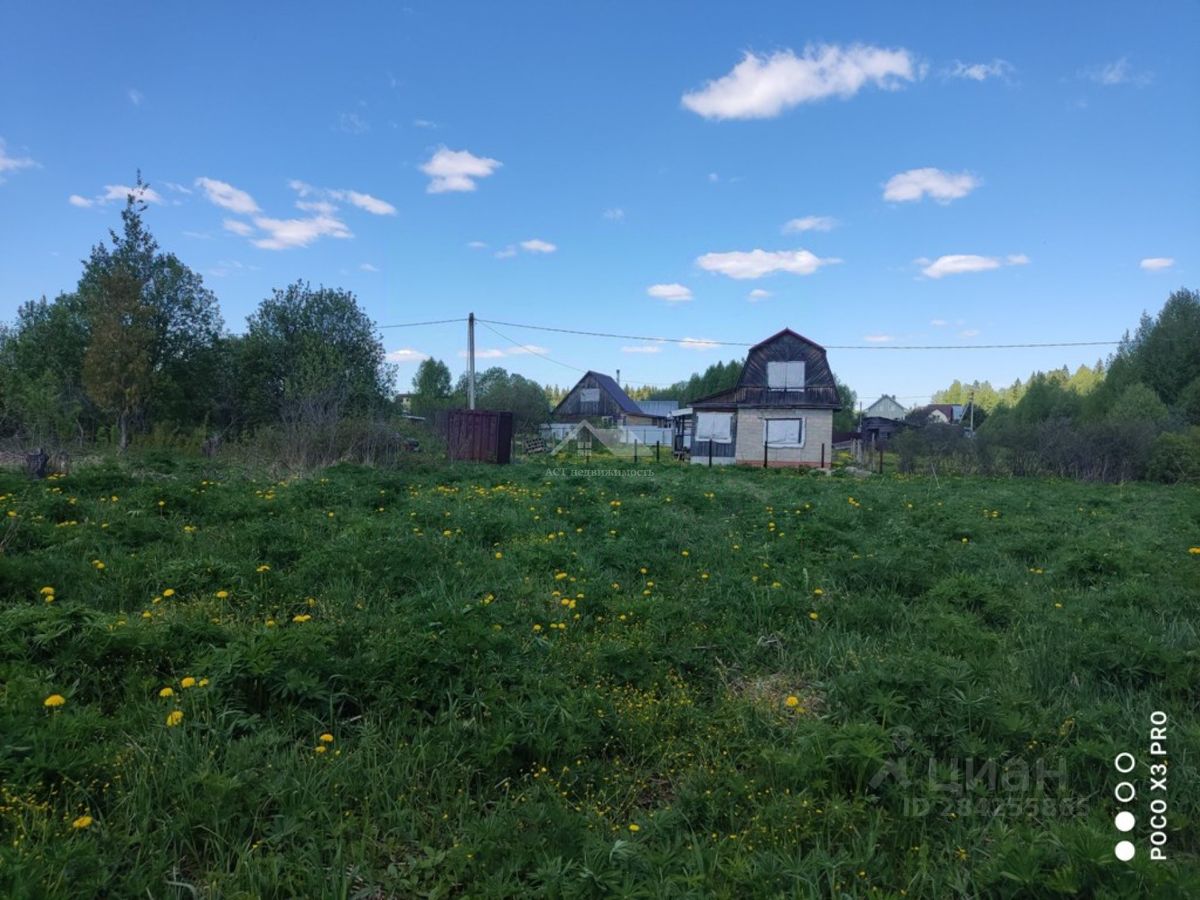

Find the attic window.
xmin=579 ymin=388 xmax=600 ymax=402
xmin=767 ymin=360 xmax=806 ymax=390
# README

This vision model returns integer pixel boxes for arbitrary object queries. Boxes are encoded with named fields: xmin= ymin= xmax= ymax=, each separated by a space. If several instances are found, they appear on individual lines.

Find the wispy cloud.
xmin=782 ymin=215 xmax=837 ymax=233
xmin=696 ymin=248 xmax=840 ymax=279
xmin=223 ymin=218 xmax=254 ymax=236
xmin=289 ymin=180 xmax=397 ymax=216
xmin=944 ymin=59 xmax=1013 ymax=82
xmin=421 ymin=146 xmax=502 ymax=193
xmin=647 ymin=283 xmax=693 ymax=302
xmin=680 ymin=337 xmax=719 ymax=351
xmin=930 ymin=318 xmax=949 ymax=326
xmin=412 ymin=118 xmax=438 ymax=129
xmin=682 ymin=44 xmax=920 ymax=120
xmin=0 ymin=139 xmax=38 ymax=183
xmin=959 ymin=329 xmax=981 ymax=338
xmin=603 ymin=207 xmax=625 ymax=222
xmin=195 ymin=177 xmax=260 ymax=214
xmin=747 ymin=288 xmax=772 ymax=302
xmin=864 ymin=334 xmax=894 ymax=343
xmin=494 ymin=246 xmax=518 ymax=259
xmin=387 ymin=348 xmax=429 ymax=364
xmin=360 ymin=262 xmax=380 ymax=272
xmin=884 ymin=168 xmax=980 ymax=203
xmin=68 ymin=194 xmax=93 ymax=208
xmin=520 ymin=238 xmax=556 ymax=253
xmin=467 ymin=240 xmax=488 ymax=250
xmin=1139 ymin=257 xmax=1174 ymax=271
xmin=1080 ymin=57 xmax=1152 ymax=87
xmin=128 ymin=88 xmax=144 ymax=106
xmin=251 ymin=214 xmax=352 ymax=250
xmin=70 ymin=183 xmax=163 ymax=207
xmin=337 ymin=112 xmax=370 ymax=134
xmin=458 ymin=345 xmax=547 ymax=359
xmin=622 ymin=344 xmax=662 ymax=354
xmin=917 ymin=253 xmax=1028 ymax=279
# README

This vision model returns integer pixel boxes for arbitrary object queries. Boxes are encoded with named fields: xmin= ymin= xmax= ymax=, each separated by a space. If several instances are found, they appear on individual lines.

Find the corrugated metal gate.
xmin=447 ymin=409 xmax=513 ymax=464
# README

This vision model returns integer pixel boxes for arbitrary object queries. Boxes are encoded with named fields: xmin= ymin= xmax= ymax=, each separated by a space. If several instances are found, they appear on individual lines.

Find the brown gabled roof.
xmin=748 ymin=327 xmax=827 ymax=353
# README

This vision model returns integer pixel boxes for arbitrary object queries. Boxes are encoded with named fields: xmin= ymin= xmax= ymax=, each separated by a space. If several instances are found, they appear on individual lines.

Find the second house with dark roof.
xmin=552 ymin=371 xmax=677 ymax=427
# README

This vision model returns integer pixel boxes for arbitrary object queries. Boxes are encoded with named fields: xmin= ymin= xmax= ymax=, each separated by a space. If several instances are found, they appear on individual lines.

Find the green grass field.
xmin=1 ymin=457 xmax=1197 ymax=897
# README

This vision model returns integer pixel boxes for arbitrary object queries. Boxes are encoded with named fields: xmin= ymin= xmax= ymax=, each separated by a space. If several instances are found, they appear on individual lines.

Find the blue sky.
xmin=1 ymin=2 xmax=1196 ymax=405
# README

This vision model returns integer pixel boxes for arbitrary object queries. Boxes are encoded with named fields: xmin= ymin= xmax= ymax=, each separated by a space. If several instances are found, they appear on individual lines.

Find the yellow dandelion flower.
xmin=256 ymin=565 xmax=271 ymax=573
xmin=808 ymin=611 xmax=819 ymax=621
xmin=494 ymin=551 xmax=503 ymax=559
xmin=180 ymin=677 xmax=196 ymax=689
xmin=198 ymin=678 xmax=210 ymax=687
xmin=319 ymin=733 xmax=334 ymax=743
xmin=44 ymin=693 xmax=66 ymax=708
xmin=785 ymin=695 xmax=800 ymax=708
xmin=1190 ymin=547 xmax=1200 ymax=555
xmin=532 ymin=624 xmax=543 ymax=633
xmin=215 ymin=590 xmax=229 ymax=599
xmin=166 ymin=710 xmax=184 ymax=727
xmin=681 ymin=550 xmax=689 ymax=557
xmin=163 ymin=588 xmax=175 ymax=597
xmin=72 ymin=814 xmax=94 ymax=829
xmin=628 ymin=823 xmax=640 ymax=832
xmin=813 ymin=588 xmax=824 ymax=596
xmin=39 ymin=586 xmax=55 ymax=595
xmin=159 ymin=687 xmax=174 ymax=698
xmin=554 ymin=572 xmax=568 ymax=581
xmin=292 ymin=614 xmax=312 ymax=623
xmin=314 ymin=745 xmax=328 ymax=754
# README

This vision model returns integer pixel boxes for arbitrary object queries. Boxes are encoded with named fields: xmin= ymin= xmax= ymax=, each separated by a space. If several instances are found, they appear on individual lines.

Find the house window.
xmin=766 ymin=360 xmax=806 ymax=390
xmin=695 ymin=412 xmax=733 ymax=444
xmin=764 ymin=417 xmax=805 ymax=447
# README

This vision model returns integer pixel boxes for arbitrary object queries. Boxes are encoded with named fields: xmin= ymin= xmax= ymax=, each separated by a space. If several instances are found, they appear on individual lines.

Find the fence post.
xmin=821 ymin=442 xmax=825 ymax=469
xmin=708 ymin=440 xmax=713 ymax=468
xmin=655 ymin=440 xmax=660 ymax=462
xmin=634 ymin=439 xmax=638 ymax=464
xmin=763 ymin=434 xmax=768 ymax=468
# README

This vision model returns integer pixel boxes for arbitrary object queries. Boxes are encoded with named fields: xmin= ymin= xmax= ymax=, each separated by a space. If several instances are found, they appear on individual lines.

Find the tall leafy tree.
xmin=81 ymin=267 xmax=154 ymax=449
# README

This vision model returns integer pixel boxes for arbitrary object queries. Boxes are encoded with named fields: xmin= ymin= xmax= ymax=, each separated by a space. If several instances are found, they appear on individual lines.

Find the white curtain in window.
xmin=766 ymin=361 xmax=806 ymax=389
xmin=579 ymin=388 xmax=600 ymax=402
xmin=695 ymin=412 xmax=733 ymax=443
xmin=765 ymin=418 xmax=804 ymax=446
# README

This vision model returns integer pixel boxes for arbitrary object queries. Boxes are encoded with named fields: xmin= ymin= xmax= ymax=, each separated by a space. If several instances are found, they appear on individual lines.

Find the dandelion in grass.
xmin=166 ymin=710 xmax=184 ymax=727
xmin=72 ymin=814 xmax=94 ymax=829
xmin=292 ymin=614 xmax=312 ymax=623
xmin=628 ymin=823 xmax=640 ymax=832
xmin=163 ymin=588 xmax=175 ymax=597
xmin=1190 ymin=547 xmax=1200 ymax=555
xmin=314 ymin=745 xmax=328 ymax=754
xmin=256 ymin=564 xmax=271 ymax=573
xmin=319 ymin=733 xmax=334 ymax=743
xmin=180 ymin=677 xmax=196 ymax=689
xmin=813 ymin=588 xmax=824 ymax=596
xmin=40 ymin=586 xmax=55 ymax=596
xmin=809 ymin=611 xmax=819 ymax=621
xmin=216 ymin=590 xmax=229 ymax=599
xmin=44 ymin=694 xmax=66 ymax=708
xmin=198 ymin=678 xmax=210 ymax=687
xmin=159 ymin=687 xmax=174 ymax=698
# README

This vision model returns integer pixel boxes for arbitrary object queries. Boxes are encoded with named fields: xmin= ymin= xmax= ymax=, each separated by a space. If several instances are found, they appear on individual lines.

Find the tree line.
xmin=894 ymin=288 xmax=1200 ymax=482
xmin=0 ymin=182 xmax=395 ymax=455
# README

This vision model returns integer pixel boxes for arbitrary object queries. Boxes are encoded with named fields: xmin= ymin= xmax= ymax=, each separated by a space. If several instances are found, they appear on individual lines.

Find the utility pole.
xmin=616 ymin=368 xmax=620 ymax=387
xmin=467 ymin=312 xmax=476 ymax=410
xmin=969 ymin=389 xmax=975 ymax=432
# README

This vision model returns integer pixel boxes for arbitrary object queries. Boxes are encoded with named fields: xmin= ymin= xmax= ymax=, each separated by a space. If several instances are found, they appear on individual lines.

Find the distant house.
xmin=909 ymin=403 xmax=964 ymax=425
xmin=861 ymin=394 xmax=909 ymax=446
xmin=688 ymin=328 xmax=840 ymax=467
xmin=551 ymin=371 xmax=677 ymax=427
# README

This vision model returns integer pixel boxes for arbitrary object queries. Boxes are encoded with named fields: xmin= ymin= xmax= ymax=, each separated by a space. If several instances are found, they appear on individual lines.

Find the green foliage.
xmin=454 ymin=366 xmax=550 ymax=434
xmin=1 ymin=461 xmax=1197 ymax=896
xmin=410 ymin=357 xmax=453 ymax=418
xmin=639 ymin=358 xmax=743 ymax=404
xmin=1146 ymin=427 xmax=1200 ymax=483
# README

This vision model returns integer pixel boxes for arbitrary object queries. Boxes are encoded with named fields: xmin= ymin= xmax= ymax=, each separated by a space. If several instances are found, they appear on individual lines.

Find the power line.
xmin=474 ymin=317 xmax=1120 ymax=351
xmin=379 ymin=317 xmax=466 ymax=329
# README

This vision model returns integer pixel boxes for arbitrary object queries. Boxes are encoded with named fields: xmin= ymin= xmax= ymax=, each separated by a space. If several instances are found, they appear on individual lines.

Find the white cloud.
xmin=505 ymin=344 xmax=549 ymax=355
xmin=68 ymin=194 xmax=94 ymax=208
xmin=460 ymin=348 xmax=508 ymax=359
xmin=164 ymin=181 xmax=192 ymax=195
xmin=747 ymin=288 xmax=772 ymax=302
xmin=195 ymin=177 xmax=260 ymax=214
xmin=707 ymin=172 xmax=720 ymax=183
xmin=622 ymin=344 xmax=662 ymax=354
xmin=387 ymin=348 xmax=429 ymax=364
xmin=251 ymin=213 xmax=351 ymax=250
xmin=100 ymin=183 xmax=163 ymax=204
xmin=128 ymin=88 xmax=144 ymax=106
xmin=603 ymin=207 xmax=625 ymax=222
xmin=338 ymin=112 xmax=370 ymax=134
xmin=1140 ymin=257 xmax=1174 ymax=271
xmin=680 ymin=337 xmax=719 ymax=351
xmin=331 ymin=189 xmax=396 ymax=216
xmin=884 ymin=168 xmax=980 ymax=203
xmin=360 ymin=262 xmax=380 ymax=272
xmin=223 ymin=218 xmax=254 ymax=236
xmin=782 ymin=215 xmax=837 ymax=233
xmin=959 ymin=329 xmax=981 ymax=337
xmin=682 ymin=44 xmax=920 ymax=120
xmin=1081 ymin=57 xmax=1152 ymax=87
xmin=864 ymin=334 xmax=893 ymax=343
xmin=918 ymin=253 xmax=1028 ymax=279
xmin=421 ymin=147 xmax=502 ymax=193
xmin=930 ymin=318 xmax=949 ymax=326
xmin=647 ymin=283 xmax=693 ymax=302
xmin=494 ymin=246 xmax=517 ymax=259
xmin=412 ymin=118 xmax=437 ymax=129
xmin=467 ymin=240 xmax=488 ymax=250
xmin=696 ymin=248 xmax=839 ymax=279
xmin=520 ymin=238 xmax=557 ymax=253
xmin=296 ymin=199 xmax=338 ymax=215
xmin=945 ymin=59 xmax=1013 ymax=81
xmin=0 ymin=139 xmax=37 ymax=181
